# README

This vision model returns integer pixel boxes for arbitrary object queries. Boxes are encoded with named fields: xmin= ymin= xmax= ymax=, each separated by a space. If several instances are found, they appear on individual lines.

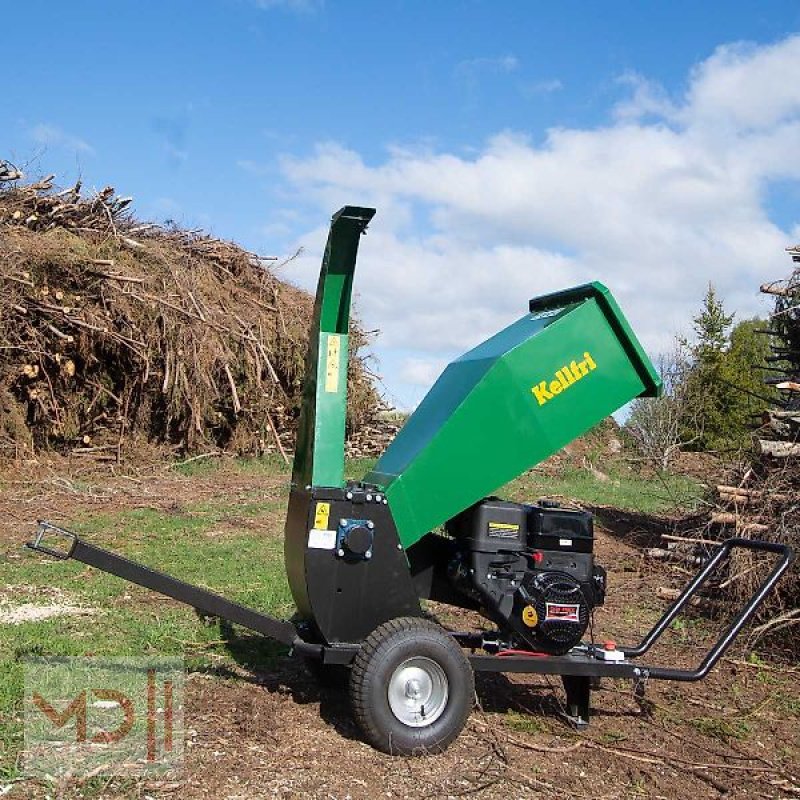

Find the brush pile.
xmin=702 ymin=470 xmax=799 ymax=648
xmin=665 ymin=249 xmax=800 ymax=649
xmin=0 ymin=165 xmax=384 ymax=462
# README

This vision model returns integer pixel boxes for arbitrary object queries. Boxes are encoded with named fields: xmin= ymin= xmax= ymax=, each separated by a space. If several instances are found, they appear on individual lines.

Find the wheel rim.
xmin=387 ymin=656 xmax=449 ymax=727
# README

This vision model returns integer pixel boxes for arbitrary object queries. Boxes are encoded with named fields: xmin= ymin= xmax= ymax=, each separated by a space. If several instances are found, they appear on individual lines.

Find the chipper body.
xmin=284 ymin=207 xmax=661 ymax=651
xmin=28 ymin=206 xmax=795 ymax=755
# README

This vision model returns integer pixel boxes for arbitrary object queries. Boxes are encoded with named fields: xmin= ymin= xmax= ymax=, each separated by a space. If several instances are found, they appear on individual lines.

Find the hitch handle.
xmin=26 ymin=521 xmax=77 ymax=560
xmin=26 ymin=521 xmax=299 ymax=645
xmin=622 ymin=537 xmax=794 ymax=681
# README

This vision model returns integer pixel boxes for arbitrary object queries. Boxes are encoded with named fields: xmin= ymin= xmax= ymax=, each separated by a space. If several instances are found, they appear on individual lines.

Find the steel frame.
xmin=26 ymin=524 xmax=793 ymax=727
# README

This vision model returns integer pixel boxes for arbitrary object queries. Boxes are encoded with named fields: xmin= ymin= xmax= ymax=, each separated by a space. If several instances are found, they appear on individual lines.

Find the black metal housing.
xmin=528 ymin=505 xmax=594 ymax=553
xmin=285 ymin=484 xmax=421 ymax=645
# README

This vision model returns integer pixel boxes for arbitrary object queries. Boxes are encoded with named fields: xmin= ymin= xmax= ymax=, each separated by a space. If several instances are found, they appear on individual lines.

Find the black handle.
xmin=622 ymin=537 xmax=794 ymax=681
xmin=529 ymin=283 xmax=601 ymax=314
xmin=26 ymin=521 xmax=77 ymax=560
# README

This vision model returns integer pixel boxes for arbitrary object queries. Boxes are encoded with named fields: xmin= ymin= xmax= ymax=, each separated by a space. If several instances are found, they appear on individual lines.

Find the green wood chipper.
xmin=28 ymin=207 xmax=794 ymax=755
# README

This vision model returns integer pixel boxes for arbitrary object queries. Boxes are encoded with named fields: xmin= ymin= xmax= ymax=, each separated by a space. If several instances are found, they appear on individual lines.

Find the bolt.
xmin=339 ymin=519 xmax=348 ymax=527
xmin=337 ymin=548 xmax=345 ymax=558
xmin=367 ymin=520 xmax=375 ymax=529
xmin=366 ymin=494 xmax=373 ymax=502
xmin=397 ymin=543 xmax=403 ymax=550
xmin=346 ymin=491 xmax=353 ymax=500
xmin=383 ymin=498 xmax=388 ymax=504
xmin=375 ymin=494 xmax=383 ymax=502
xmin=365 ymin=551 xmax=372 ymax=560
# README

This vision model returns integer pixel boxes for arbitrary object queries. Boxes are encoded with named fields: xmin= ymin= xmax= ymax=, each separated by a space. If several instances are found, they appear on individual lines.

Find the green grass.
xmin=342 ymin=449 xmax=702 ymax=516
xmin=171 ymin=452 xmax=292 ymax=477
xmin=0 ymin=454 xmax=701 ymax=779
xmin=504 ymin=711 xmax=546 ymax=734
xmin=0 ymin=480 xmax=295 ymax=780
xmin=690 ymin=716 xmax=753 ymax=742
xmin=162 ymin=452 xmax=704 ymax=516
xmin=504 ymin=465 xmax=702 ymax=515
xmin=344 ymin=457 xmax=378 ymax=481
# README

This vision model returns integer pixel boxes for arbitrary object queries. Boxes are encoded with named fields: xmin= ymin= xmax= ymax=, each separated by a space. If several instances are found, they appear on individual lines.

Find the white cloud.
xmin=31 ymin=123 xmax=94 ymax=155
xmin=613 ymin=72 xmax=678 ymax=121
xmin=400 ymin=357 xmax=451 ymax=388
xmin=456 ymin=55 xmax=520 ymax=76
xmin=276 ymin=35 xmax=800 ymax=408
xmin=236 ymin=159 xmax=272 ymax=176
xmin=685 ymin=37 xmax=800 ymax=130
xmin=521 ymin=78 xmax=564 ymax=97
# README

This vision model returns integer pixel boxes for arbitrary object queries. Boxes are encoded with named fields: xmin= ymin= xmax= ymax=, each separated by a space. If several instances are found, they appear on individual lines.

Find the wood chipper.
xmin=28 ymin=207 xmax=794 ymax=755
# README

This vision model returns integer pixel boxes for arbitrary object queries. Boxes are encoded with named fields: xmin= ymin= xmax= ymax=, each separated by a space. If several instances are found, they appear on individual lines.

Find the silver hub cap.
xmin=387 ymin=657 xmax=449 ymax=727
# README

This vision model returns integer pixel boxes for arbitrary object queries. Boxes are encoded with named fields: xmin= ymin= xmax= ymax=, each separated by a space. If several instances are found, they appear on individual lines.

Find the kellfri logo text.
xmin=531 ymin=352 xmax=597 ymax=406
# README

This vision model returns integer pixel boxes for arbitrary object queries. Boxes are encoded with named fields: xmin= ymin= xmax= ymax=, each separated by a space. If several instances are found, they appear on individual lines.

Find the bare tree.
xmin=626 ymin=340 xmax=701 ymax=471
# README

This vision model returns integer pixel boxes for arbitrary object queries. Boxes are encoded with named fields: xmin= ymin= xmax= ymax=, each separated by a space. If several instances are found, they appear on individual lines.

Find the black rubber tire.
xmin=349 ymin=617 xmax=474 ymax=755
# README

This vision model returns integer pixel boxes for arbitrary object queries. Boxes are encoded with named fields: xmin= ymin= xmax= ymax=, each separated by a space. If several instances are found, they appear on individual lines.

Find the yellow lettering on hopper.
xmin=531 ymin=352 xmax=597 ymax=407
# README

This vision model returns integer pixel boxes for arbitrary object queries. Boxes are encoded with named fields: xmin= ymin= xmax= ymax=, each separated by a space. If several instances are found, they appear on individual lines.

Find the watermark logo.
xmin=23 ymin=656 xmax=184 ymax=778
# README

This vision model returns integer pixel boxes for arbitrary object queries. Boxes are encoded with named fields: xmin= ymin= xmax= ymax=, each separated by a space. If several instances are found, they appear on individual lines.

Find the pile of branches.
xmin=0 ymin=164 xmax=383 ymax=462
xmin=668 ymin=249 xmax=800 ymax=649
xmin=702 ymin=470 xmax=799 ymax=648
xmin=345 ymin=414 xmax=404 ymax=459
xmin=715 ymin=251 xmax=800 ymax=645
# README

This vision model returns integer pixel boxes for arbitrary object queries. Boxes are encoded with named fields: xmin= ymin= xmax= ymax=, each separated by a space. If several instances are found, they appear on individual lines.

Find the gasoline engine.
xmin=447 ymin=498 xmax=606 ymax=654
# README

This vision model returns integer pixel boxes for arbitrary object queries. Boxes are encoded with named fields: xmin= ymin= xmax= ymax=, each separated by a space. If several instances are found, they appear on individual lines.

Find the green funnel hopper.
xmin=366 ymin=283 xmax=662 ymax=548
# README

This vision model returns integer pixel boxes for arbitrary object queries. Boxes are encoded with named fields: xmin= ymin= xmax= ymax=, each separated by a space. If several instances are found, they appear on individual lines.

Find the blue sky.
xmin=4 ymin=1 xmax=800 ymax=408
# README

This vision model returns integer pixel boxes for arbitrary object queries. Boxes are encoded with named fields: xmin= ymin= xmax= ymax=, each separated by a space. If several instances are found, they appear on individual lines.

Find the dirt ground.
xmin=1 ymin=459 xmax=798 ymax=799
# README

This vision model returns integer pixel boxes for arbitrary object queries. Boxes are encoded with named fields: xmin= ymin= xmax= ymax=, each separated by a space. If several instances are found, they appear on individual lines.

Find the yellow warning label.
xmin=488 ymin=521 xmax=520 ymax=539
xmin=314 ymin=502 xmax=330 ymax=530
xmin=522 ymin=606 xmax=539 ymax=628
xmin=324 ymin=334 xmax=341 ymax=393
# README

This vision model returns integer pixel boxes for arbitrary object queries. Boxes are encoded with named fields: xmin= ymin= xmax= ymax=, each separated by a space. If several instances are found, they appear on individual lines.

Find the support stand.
xmin=562 ymin=675 xmax=591 ymax=728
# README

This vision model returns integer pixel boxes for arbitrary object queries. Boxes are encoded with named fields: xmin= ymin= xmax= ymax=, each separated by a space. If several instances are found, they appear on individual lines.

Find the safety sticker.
xmin=559 ymin=538 xmax=573 ymax=547
xmin=529 ymin=307 xmax=561 ymax=321
xmin=308 ymin=528 xmax=336 ymax=549
xmin=488 ymin=521 xmax=520 ymax=539
xmin=324 ymin=334 xmax=340 ymax=393
xmin=521 ymin=605 xmax=539 ymax=628
xmin=545 ymin=603 xmax=580 ymax=623
xmin=314 ymin=502 xmax=331 ymax=530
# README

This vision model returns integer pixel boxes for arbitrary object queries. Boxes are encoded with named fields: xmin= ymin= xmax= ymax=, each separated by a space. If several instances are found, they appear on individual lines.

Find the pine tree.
xmin=693 ymin=283 xmax=735 ymax=358
xmin=717 ymin=319 xmax=775 ymax=447
xmin=680 ymin=285 xmax=772 ymax=452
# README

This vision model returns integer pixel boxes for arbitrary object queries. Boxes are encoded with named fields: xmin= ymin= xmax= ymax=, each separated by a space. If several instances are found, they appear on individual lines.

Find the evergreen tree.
xmin=693 ymin=283 xmax=735 ymax=358
xmin=680 ymin=285 xmax=772 ymax=452
xmin=717 ymin=318 xmax=775 ymax=447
